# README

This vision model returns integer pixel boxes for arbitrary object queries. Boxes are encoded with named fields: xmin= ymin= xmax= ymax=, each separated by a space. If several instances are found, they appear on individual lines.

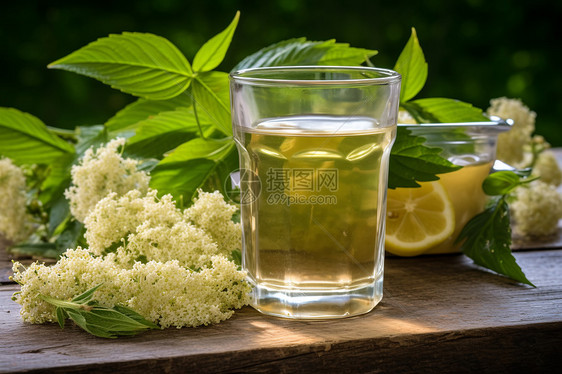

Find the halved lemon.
xmin=385 ymin=181 xmax=455 ymax=256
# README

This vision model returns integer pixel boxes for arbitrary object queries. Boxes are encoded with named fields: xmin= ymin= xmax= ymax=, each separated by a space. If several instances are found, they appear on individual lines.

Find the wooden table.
xmin=2 ymin=150 xmax=562 ymax=373
xmin=1 ymin=248 xmax=561 ymax=373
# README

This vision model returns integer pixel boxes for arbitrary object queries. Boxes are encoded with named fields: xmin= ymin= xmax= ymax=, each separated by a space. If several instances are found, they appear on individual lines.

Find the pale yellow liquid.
xmin=234 ymin=115 xmax=395 ymax=318
xmin=424 ymin=161 xmax=493 ymax=254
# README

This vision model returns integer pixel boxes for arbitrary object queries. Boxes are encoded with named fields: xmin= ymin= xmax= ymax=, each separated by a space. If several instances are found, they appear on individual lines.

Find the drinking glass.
xmin=229 ymin=66 xmax=401 ymax=319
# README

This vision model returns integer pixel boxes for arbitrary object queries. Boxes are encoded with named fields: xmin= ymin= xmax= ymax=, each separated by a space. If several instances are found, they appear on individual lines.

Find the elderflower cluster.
xmin=12 ymin=248 xmax=249 ymax=328
xmin=510 ymin=181 xmax=562 ymax=237
xmin=85 ymin=189 xmax=222 ymax=269
xmin=487 ymin=97 xmax=536 ymax=168
xmin=185 ymin=190 xmax=242 ymax=254
xmin=533 ymin=150 xmax=562 ymax=186
xmin=65 ymin=138 xmax=150 ymax=222
xmin=12 ymin=188 xmax=249 ymax=328
xmin=0 ymin=158 xmax=32 ymax=242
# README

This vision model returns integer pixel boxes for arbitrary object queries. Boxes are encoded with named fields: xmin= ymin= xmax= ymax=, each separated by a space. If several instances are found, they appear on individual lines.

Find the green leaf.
xmin=113 ymin=305 xmax=159 ymax=329
xmin=232 ymin=38 xmax=377 ymax=71
xmin=192 ymin=72 xmax=232 ymax=135
xmin=55 ymin=307 xmax=67 ymax=329
xmin=203 ymin=145 xmax=240 ymax=198
xmin=0 ymin=107 xmax=75 ymax=165
xmin=393 ymin=28 xmax=428 ymax=102
xmin=71 ymin=284 xmax=103 ymax=304
xmin=457 ymin=197 xmax=535 ymax=286
xmin=49 ymin=32 xmax=193 ymax=100
xmin=85 ymin=308 xmax=154 ymax=331
xmin=482 ymin=171 xmax=539 ymax=196
xmin=125 ymin=107 xmax=214 ymax=159
xmin=405 ymin=98 xmax=489 ymax=123
xmin=193 ymin=11 xmax=240 ymax=72
xmin=318 ymin=45 xmax=378 ymax=66
xmin=54 ymin=220 xmax=85 ymax=255
xmin=48 ymin=194 xmax=70 ymax=235
xmin=39 ymin=153 xmax=74 ymax=208
xmin=230 ymin=249 xmax=242 ymax=267
xmin=150 ymin=138 xmax=234 ymax=203
xmin=159 ymin=137 xmax=234 ymax=165
xmin=104 ymin=93 xmax=191 ymax=134
xmin=41 ymin=286 xmax=158 ymax=338
xmin=388 ymin=127 xmax=461 ymax=188
xmin=8 ymin=243 xmax=59 ymax=258
xmin=482 ymin=171 xmax=523 ymax=196
xmin=75 ymin=125 xmax=108 ymax=156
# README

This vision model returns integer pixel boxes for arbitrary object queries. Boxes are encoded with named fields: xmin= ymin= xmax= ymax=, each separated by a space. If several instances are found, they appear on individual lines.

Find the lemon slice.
xmin=385 ymin=181 xmax=455 ymax=256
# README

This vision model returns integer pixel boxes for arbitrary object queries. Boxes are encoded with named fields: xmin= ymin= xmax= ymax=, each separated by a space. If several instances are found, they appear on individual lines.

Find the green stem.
xmin=40 ymin=295 xmax=83 ymax=310
xmin=192 ymin=95 xmax=206 ymax=140
xmin=47 ymin=126 xmax=77 ymax=141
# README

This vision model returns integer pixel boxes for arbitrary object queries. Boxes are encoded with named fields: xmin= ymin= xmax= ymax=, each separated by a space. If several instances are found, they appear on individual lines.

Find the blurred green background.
xmin=1 ymin=0 xmax=560 ymax=145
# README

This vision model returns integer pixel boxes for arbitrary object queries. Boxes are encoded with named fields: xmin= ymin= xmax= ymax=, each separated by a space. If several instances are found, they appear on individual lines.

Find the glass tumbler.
xmin=229 ymin=66 xmax=401 ymax=319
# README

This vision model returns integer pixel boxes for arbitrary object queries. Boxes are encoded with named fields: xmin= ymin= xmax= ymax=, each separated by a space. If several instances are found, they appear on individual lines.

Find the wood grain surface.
xmin=1 ymin=250 xmax=561 ymax=373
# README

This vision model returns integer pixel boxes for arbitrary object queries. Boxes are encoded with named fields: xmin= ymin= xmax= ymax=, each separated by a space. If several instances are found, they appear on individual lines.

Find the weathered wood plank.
xmin=1 ymin=250 xmax=561 ymax=373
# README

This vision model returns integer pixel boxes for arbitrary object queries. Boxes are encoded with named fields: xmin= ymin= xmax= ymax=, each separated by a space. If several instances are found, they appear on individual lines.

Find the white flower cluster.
xmin=487 ymin=97 xmax=536 ymax=168
xmin=0 ymin=158 xmax=32 ymax=242
xmin=14 ymin=135 xmax=248 ymax=328
xmin=12 ymin=248 xmax=249 ymax=328
xmin=12 ymin=188 xmax=249 ymax=328
xmin=511 ymin=181 xmax=562 ymax=237
xmin=85 ymin=189 xmax=226 ymax=269
xmin=487 ymin=97 xmax=562 ymax=237
xmin=185 ymin=190 xmax=242 ymax=254
xmin=533 ymin=150 xmax=562 ymax=186
xmin=65 ymin=138 xmax=150 ymax=222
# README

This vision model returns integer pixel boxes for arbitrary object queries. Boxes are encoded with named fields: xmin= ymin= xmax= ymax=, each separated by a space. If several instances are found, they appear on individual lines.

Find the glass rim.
xmin=229 ymin=65 xmax=401 ymax=86
xmin=398 ymin=116 xmax=513 ymax=132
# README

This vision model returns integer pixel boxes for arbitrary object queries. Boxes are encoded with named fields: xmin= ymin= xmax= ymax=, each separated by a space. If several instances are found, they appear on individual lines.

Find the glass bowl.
xmin=387 ymin=117 xmax=512 ymax=255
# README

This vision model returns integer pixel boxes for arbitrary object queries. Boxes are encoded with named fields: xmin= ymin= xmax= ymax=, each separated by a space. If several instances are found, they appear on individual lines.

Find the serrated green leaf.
xmin=318 ymin=45 xmax=378 ymax=66
xmin=159 ymin=137 xmax=233 ymax=165
xmin=150 ymin=138 xmax=235 ymax=203
xmin=192 ymin=72 xmax=232 ymax=135
xmin=125 ymin=107 xmax=214 ymax=159
xmin=0 ymin=107 xmax=75 ymax=165
xmin=388 ymin=127 xmax=461 ymax=188
xmin=232 ymin=38 xmax=377 ymax=71
xmin=49 ymin=32 xmax=193 ymax=100
xmin=406 ymin=98 xmax=489 ymax=123
xmin=193 ymin=11 xmax=240 ymax=72
xmin=393 ymin=28 xmax=427 ymax=102
xmin=104 ymin=93 xmax=191 ymax=134
xmin=457 ymin=197 xmax=534 ymax=286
